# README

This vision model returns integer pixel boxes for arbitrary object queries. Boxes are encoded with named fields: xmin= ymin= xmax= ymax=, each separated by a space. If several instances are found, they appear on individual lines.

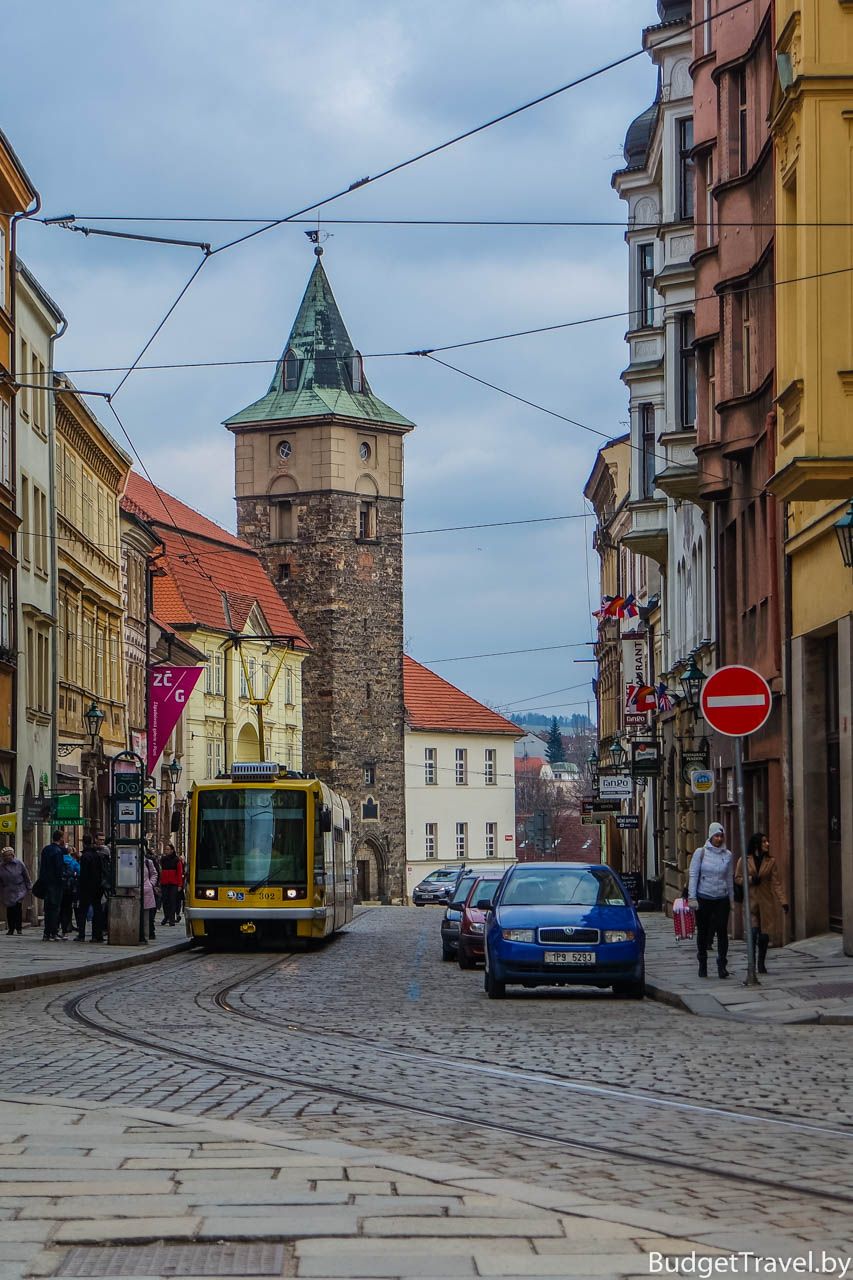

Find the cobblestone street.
xmin=0 ymin=908 xmax=850 ymax=1277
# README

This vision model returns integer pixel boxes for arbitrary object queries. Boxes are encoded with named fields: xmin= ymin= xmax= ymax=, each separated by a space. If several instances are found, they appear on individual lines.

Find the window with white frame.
xmin=679 ymin=313 xmax=696 ymax=428
xmin=484 ymin=747 xmax=497 ymax=785
xmin=637 ymin=243 xmax=655 ymax=328
xmin=455 ymin=822 xmax=467 ymax=858
xmin=285 ymin=665 xmax=294 ymax=705
xmin=34 ymin=486 xmax=48 ymax=576
xmin=0 ymin=400 xmax=10 ymax=490
xmin=0 ymin=573 xmax=11 ymax=650
xmin=206 ymin=734 xmax=223 ymax=780
xmin=485 ymin=822 xmax=497 ymax=858
xmin=20 ymin=475 xmax=30 ymax=569
xmin=640 ymin=404 xmax=656 ymax=499
xmin=204 ymin=653 xmax=214 ymax=694
xmin=214 ymin=650 xmax=224 ymax=695
xmin=425 ymin=822 xmax=437 ymax=858
xmin=19 ymin=340 xmax=29 ymax=420
xmin=678 ymin=118 xmax=695 ymax=221
xmin=424 ymin=747 xmax=437 ymax=785
xmin=363 ymin=762 xmax=376 ymax=787
xmin=455 ymin=748 xmax=467 ymax=785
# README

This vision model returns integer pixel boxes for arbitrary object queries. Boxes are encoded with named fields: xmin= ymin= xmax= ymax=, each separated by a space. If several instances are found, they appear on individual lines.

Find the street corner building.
xmin=120 ymin=472 xmax=310 ymax=807
xmin=402 ymin=655 xmax=522 ymax=901
xmin=224 ymin=250 xmax=415 ymax=903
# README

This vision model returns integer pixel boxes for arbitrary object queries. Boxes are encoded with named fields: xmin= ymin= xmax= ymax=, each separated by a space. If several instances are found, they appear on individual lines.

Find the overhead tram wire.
xmin=422 ymin=354 xmax=773 ymax=507
xmin=19 ymin=258 xmax=853 ymax=381
xmin=39 ymin=215 xmax=853 ymax=229
xmin=423 ymin=642 xmax=592 ymax=664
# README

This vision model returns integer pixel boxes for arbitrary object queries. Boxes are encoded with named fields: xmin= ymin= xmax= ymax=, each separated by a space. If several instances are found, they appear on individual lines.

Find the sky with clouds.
xmin=5 ymin=0 xmax=660 ymax=719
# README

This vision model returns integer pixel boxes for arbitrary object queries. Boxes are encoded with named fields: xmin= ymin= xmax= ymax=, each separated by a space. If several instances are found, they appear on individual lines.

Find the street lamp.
xmin=835 ymin=500 xmax=853 ymax=571
xmin=610 ymin=736 xmax=628 ymax=770
xmin=167 ymin=757 xmax=183 ymax=791
xmin=84 ymin=700 xmax=105 ymax=748
xmin=587 ymin=749 xmax=599 ymax=770
xmin=680 ymin=655 xmax=707 ymax=710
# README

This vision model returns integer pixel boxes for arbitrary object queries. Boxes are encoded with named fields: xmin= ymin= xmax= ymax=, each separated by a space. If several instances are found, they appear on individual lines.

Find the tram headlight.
xmin=203 ymin=888 xmax=218 ymax=899
xmin=286 ymin=889 xmax=297 ymax=899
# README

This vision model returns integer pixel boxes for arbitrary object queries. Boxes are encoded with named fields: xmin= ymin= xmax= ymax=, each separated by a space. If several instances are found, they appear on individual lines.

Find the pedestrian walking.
xmin=735 ymin=832 xmax=789 ymax=974
xmin=159 ymin=844 xmax=183 ymax=926
xmin=76 ymin=834 xmax=108 ymax=942
xmin=688 ymin=821 xmax=734 ymax=980
xmin=60 ymin=844 xmax=79 ymax=937
xmin=0 ymin=846 xmax=30 ymax=935
xmin=143 ymin=852 xmax=159 ymax=940
xmin=37 ymin=830 xmax=67 ymax=941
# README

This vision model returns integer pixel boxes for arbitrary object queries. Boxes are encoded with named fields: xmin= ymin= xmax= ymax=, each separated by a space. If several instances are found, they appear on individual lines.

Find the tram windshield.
xmin=195 ymin=788 xmax=308 ymax=887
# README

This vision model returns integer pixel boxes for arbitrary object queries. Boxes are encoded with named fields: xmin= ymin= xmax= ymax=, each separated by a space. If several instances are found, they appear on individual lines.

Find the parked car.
xmin=457 ymin=872 xmax=506 ymax=969
xmin=440 ymin=872 xmax=479 ymax=960
xmin=482 ymin=862 xmax=645 ymax=999
xmin=412 ymin=866 xmax=467 ymax=906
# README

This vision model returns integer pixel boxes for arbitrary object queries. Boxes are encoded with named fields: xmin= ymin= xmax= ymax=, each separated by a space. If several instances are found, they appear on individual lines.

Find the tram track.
xmin=61 ymin=943 xmax=853 ymax=1211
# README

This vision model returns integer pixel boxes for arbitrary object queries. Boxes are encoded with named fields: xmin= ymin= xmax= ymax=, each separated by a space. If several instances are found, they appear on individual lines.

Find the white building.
xmin=611 ymin=0 xmax=717 ymax=898
xmin=403 ymin=656 xmax=521 ymax=898
xmin=15 ymin=261 xmax=64 ymax=872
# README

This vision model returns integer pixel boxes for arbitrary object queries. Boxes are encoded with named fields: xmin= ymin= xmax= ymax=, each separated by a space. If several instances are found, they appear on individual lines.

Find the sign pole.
xmin=733 ymin=737 xmax=757 ymax=986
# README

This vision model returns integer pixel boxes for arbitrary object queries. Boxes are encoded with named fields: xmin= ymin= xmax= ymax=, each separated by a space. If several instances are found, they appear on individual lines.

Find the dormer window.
xmin=350 ymin=353 xmax=363 ymax=394
xmin=283 ymin=350 xmax=299 ymax=391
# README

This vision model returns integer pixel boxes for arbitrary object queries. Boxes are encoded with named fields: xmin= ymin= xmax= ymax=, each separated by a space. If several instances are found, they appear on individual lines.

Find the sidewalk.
xmin=643 ymin=913 xmax=853 ymax=1024
xmin=0 ymin=1094 xmax=817 ymax=1280
xmin=0 ymin=929 xmax=191 ymax=995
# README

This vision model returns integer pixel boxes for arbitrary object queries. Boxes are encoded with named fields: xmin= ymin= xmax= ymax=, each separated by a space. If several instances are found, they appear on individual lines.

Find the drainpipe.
xmin=9 ymin=194 xmax=41 ymax=840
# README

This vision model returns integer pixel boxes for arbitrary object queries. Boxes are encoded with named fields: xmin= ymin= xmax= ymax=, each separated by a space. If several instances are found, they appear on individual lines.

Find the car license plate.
xmin=544 ymin=950 xmax=595 ymax=965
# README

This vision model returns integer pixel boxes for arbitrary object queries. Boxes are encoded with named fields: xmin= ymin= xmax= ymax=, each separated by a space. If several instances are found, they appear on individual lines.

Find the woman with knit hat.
xmin=688 ymin=821 xmax=734 ymax=979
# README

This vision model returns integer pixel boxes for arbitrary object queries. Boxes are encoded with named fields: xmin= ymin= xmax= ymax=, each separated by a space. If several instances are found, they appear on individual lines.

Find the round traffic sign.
xmin=700 ymin=665 xmax=772 ymax=737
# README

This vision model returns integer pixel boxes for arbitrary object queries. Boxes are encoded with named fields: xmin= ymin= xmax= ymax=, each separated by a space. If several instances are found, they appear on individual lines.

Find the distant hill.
xmin=514 ymin=712 xmax=594 ymax=732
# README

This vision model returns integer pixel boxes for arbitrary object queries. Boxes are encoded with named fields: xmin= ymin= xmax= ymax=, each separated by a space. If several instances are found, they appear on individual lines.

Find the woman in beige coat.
xmin=735 ymin=832 xmax=788 ymax=973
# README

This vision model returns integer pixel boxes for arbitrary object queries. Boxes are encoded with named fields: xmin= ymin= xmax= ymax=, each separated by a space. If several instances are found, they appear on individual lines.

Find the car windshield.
xmin=450 ymin=875 xmax=477 ymax=905
xmin=501 ymin=867 xmax=627 ymax=907
xmin=195 ymin=787 xmax=307 ymax=888
xmin=468 ymin=879 xmax=501 ymax=909
xmin=425 ymin=871 xmax=458 ymax=883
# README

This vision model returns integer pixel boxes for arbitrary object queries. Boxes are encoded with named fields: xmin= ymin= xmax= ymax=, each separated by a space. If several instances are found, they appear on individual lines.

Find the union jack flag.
xmin=656 ymin=682 xmax=674 ymax=712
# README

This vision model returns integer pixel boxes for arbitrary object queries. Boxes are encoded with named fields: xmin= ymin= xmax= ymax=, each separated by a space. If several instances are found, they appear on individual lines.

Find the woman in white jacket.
xmin=688 ymin=821 xmax=734 ymax=980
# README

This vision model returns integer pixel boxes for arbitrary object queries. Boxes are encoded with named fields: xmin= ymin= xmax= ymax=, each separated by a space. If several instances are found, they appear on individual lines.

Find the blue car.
xmin=483 ymin=862 xmax=645 ymax=1000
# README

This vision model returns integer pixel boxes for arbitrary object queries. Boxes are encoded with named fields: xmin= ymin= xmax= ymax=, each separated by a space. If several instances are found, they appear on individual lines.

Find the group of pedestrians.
xmin=0 ymin=829 xmax=185 ymax=942
xmin=688 ymin=821 xmax=788 ymax=979
xmin=141 ymin=843 xmax=185 ymax=939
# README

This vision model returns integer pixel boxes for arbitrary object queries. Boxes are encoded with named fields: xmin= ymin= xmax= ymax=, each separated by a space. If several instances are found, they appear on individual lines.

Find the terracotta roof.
xmin=122 ymin=472 xmax=248 ymax=550
xmin=403 ymin=657 xmax=521 ymax=737
xmin=124 ymin=472 xmax=309 ymax=649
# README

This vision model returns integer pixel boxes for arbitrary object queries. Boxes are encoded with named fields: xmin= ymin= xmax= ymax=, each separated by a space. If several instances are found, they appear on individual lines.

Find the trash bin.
xmin=645 ymin=876 xmax=663 ymax=912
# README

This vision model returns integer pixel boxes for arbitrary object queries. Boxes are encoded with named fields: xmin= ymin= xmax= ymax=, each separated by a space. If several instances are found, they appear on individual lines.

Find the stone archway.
xmin=354 ymin=837 xmax=388 ymax=903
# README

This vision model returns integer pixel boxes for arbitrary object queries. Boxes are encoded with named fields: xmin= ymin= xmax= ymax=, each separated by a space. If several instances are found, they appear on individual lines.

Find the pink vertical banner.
xmin=147 ymin=665 xmax=204 ymax=775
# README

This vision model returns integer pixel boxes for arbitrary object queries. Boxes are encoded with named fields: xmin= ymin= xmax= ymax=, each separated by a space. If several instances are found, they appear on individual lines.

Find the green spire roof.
xmin=224 ymin=255 xmax=414 ymax=431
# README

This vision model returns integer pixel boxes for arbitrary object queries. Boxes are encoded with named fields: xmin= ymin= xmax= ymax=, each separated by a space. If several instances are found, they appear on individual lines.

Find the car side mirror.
xmin=480 ymin=899 xmax=494 ymax=912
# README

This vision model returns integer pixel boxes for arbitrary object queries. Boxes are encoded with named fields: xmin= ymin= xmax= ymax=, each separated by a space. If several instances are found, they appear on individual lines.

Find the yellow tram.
xmin=185 ymin=762 xmax=353 ymax=946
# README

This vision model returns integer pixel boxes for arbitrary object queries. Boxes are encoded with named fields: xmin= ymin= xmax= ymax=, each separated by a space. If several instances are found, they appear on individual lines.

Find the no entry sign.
xmin=700 ymin=665 xmax=772 ymax=737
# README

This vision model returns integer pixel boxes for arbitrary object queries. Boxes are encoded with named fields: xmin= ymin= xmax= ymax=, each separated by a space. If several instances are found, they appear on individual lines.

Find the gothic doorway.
xmin=354 ymin=838 xmax=386 ymax=902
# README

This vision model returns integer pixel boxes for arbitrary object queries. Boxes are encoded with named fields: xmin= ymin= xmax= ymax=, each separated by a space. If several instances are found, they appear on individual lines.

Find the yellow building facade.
xmin=55 ymin=380 xmax=131 ymax=829
xmin=771 ymin=0 xmax=853 ymax=950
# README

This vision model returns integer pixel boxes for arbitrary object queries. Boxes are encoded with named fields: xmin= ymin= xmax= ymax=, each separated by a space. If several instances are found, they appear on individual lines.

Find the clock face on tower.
xmin=278 ymin=441 xmax=292 ymax=460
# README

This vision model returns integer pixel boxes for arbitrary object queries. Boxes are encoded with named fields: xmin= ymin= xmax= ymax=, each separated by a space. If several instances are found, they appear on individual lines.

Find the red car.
xmin=457 ymin=873 xmax=504 ymax=969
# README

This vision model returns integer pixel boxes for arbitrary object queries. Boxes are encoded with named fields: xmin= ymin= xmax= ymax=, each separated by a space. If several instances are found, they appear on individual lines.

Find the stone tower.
xmin=224 ymin=250 xmax=415 ymax=901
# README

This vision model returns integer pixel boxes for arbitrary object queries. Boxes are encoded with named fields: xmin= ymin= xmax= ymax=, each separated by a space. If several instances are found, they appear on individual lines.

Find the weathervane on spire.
xmin=304 ymin=224 xmax=332 ymax=257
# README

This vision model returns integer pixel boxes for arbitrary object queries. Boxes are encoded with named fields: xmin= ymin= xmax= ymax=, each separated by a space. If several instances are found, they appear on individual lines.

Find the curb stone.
xmin=0 ymin=939 xmax=193 ymax=995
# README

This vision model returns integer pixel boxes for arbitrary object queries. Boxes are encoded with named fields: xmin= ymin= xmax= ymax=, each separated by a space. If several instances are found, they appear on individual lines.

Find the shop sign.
xmin=690 ymin=769 xmax=715 ymax=795
xmin=631 ymin=739 xmax=662 ymax=777
xmin=681 ymin=740 xmax=710 ymax=784
xmin=598 ymin=773 xmax=633 ymax=799
xmin=615 ymin=814 xmax=640 ymax=830
xmin=53 ymin=793 xmax=81 ymax=821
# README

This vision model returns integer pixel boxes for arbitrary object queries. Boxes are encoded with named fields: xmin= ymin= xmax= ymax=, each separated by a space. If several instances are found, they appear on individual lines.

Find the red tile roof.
xmin=123 ymin=472 xmax=248 ymax=550
xmin=124 ymin=473 xmax=309 ymax=648
xmin=403 ymin=657 xmax=521 ymax=737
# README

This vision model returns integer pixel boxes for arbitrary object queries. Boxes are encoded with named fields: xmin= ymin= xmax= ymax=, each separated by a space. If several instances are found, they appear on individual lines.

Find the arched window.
xmin=350 ymin=352 xmax=363 ymax=393
xmin=283 ymin=350 xmax=299 ymax=391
